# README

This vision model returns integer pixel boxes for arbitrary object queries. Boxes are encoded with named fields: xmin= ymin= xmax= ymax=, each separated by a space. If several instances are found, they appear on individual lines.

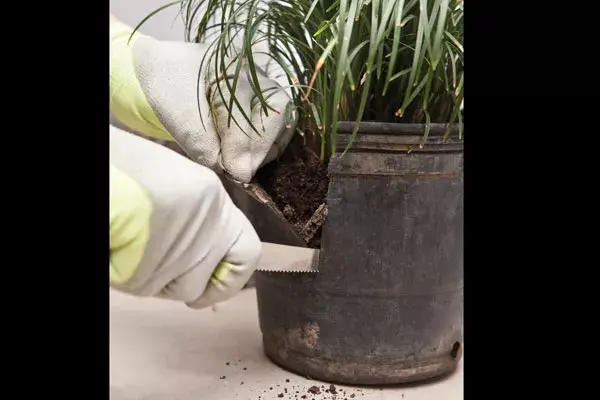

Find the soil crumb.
xmin=308 ymin=386 xmax=321 ymax=395
xmin=329 ymin=385 xmax=337 ymax=394
xmin=255 ymin=135 xmax=329 ymax=248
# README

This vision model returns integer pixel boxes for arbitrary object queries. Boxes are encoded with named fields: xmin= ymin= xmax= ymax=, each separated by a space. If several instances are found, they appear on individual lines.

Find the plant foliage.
xmin=133 ymin=0 xmax=464 ymax=158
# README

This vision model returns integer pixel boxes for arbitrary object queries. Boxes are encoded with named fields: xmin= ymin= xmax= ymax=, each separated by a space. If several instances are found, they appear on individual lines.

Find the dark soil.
xmin=255 ymin=135 xmax=329 ymax=248
xmin=250 ymin=377 xmax=365 ymax=400
xmin=308 ymin=386 xmax=321 ymax=395
xmin=157 ymin=134 xmax=329 ymax=248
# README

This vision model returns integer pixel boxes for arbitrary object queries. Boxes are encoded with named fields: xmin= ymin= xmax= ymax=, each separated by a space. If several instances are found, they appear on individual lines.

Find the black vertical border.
xmin=11 ymin=1 xmax=109 ymax=395
xmin=468 ymin=0 xmax=591 ymax=396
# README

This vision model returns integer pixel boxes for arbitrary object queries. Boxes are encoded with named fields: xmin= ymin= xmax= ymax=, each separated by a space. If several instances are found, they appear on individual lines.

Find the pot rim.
xmin=337 ymin=121 xmax=461 ymax=138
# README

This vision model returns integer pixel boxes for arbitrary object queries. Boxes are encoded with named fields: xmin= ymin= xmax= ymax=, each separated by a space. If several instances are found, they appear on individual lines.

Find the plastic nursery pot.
xmin=255 ymin=122 xmax=464 ymax=385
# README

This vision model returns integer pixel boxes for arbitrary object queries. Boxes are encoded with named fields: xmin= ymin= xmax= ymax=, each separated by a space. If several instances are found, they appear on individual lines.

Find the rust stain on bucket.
xmin=296 ymin=322 xmax=320 ymax=348
xmin=273 ymin=322 xmax=320 ymax=360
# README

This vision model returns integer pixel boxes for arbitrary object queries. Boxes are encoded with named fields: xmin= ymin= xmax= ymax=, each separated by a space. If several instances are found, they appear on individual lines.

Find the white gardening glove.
xmin=109 ymin=15 xmax=296 ymax=183
xmin=110 ymin=125 xmax=261 ymax=308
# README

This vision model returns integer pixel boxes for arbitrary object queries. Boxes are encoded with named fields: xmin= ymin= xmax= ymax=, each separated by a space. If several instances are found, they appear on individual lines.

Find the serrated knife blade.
xmin=256 ymin=242 xmax=320 ymax=273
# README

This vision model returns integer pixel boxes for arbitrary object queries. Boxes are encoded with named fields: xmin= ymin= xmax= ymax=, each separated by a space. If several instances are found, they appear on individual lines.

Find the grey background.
xmin=110 ymin=0 xmax=186 ymax=41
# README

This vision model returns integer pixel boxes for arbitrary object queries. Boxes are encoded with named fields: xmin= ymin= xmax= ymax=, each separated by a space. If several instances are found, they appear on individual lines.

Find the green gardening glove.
xmin=109 ymin=15 xmax=296 ymax=183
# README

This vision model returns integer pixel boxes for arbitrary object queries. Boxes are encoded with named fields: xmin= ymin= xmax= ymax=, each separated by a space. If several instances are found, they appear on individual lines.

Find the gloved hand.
xmin=110 ymin=125 xmax=261 ymax=309
xmin=109 ymin=15 xmax=296 ymax=183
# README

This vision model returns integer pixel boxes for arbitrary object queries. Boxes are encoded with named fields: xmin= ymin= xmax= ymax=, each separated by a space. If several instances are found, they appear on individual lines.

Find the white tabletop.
xmin=110 ymin=288 xmax=463 ymax=400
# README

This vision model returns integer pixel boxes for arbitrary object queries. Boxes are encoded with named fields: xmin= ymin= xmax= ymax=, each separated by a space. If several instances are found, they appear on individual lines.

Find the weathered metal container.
xmin=255 ymin=122 xmax=463 ymax=385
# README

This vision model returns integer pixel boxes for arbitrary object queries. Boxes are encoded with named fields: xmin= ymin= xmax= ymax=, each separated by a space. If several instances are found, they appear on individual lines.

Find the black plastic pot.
xmin=255 ymin=122 xmax=463 ymax=385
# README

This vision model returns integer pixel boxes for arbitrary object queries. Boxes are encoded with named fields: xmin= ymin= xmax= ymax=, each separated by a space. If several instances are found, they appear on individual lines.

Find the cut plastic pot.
xmin=255 ymin=122 xmax=463 ymax=385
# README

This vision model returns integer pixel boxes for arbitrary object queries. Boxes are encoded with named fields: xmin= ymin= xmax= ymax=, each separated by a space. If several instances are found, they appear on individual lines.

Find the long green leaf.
xmin=329 ymin=0 xmax=361 ymax=154
xmin=129 ymin=0 xmax=184 ymax=43
xmin=382 ymin=0 xmax=406 ymax=95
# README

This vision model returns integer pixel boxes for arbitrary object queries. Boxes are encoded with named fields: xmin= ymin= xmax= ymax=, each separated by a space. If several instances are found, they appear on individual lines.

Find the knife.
xmin=255 ymin=242 xmax=320 ymax=273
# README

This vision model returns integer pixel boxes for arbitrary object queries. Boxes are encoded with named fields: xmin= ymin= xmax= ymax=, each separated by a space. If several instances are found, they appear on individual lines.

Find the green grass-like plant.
xmin=133 ymin=0 xmax=463 ymax=160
